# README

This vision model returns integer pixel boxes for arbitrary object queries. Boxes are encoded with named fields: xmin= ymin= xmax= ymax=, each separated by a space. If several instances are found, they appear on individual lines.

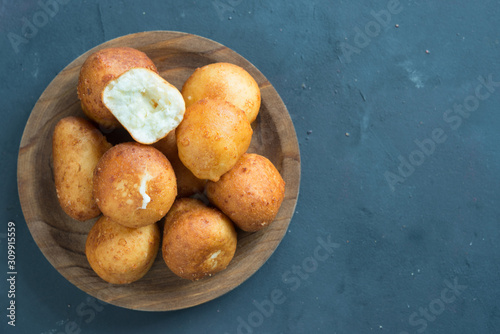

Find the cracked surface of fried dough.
xmin=162 ymin=198 xmax=237 ymax=281
xmin=93 ymin=142 xmax=177 ymax=228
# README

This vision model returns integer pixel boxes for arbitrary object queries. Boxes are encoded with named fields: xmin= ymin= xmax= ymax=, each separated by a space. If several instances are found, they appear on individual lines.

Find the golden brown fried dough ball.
xmin=93 ymin=142 xmax=177 ymax=228
xmin=86 ymin=216 xmax=160 ymax=284
xmin=162 ymin=198 xmax=237 ymax=281
xmin=176 ymin=98 xmax=253 ymax=182
xmin=52 ymin=116 xmax=112 ymax=221
xmin=181 ymin=62 xmax=261 ymax=123
xmin=206 ymin=153 xmax=285 ymax=232
xmin=152 ymin=131 xmax=206 ymax=197
xmin=77 ymin=47 xmax=158 ymax=128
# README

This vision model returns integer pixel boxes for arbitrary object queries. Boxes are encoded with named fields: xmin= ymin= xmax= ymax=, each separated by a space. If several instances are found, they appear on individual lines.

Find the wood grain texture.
xmin=17 ymin=31 xmax=300 ymax=311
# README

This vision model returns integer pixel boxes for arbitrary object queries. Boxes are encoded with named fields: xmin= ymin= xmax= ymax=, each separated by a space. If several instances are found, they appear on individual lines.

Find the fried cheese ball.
xmin=152 ymin=131 xmax=206 ymax=197
xmin=176 ymin=98 xmax=253 ymax=182
xmin=181 ymin=62 xmax=261 ymax=123
xmin=206 ymin=153 xmax=285 ymax=232
xmin=52 ymin=116 xmax=112 ymax=221
xmin=86 ymin=216 xmax=160 ymax=284
xmin=77 ymin=47 xmax=158 ymax=128
xmin=162 ymin=198 xmax=237 ymax=281
xmin=102 ymin=68 xmax=185 ymax=144
xmin=93 ymin=142 xmax=177 ymax=228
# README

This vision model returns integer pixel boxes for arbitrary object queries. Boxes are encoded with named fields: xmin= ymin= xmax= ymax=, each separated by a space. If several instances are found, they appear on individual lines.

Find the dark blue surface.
xmin=2 ymin=1 xmax=500 ymax=333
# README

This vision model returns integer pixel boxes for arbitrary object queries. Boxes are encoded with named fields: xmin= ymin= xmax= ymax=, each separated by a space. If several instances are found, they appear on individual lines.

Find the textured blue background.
xmin=1 ymin=0 xmax=500 ymax=333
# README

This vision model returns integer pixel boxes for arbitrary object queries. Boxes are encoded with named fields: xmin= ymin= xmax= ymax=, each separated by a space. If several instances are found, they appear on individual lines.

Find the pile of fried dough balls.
xmin=51 ymin=47 xmax=285 ymax=284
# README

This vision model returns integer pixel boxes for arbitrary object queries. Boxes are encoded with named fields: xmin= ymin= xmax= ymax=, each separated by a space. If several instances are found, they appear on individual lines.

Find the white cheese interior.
xmin=103 ymin=68 xmax=185 ymax=144
xmin=209 ymin=250 xmax=221 ymax=260
xmin=208 ymin=250 xmax=221 ymax=269
xmin=138 ymin=171 xmax=153 ymax=209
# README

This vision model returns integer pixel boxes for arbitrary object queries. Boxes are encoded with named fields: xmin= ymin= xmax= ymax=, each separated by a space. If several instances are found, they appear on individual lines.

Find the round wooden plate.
xmin=17 ymin=31 xmax=300 ymax=311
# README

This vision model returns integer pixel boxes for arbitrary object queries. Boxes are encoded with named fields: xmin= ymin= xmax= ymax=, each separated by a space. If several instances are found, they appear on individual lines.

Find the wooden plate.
xmin=17 ymin=31 xmax=300 ymax=311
